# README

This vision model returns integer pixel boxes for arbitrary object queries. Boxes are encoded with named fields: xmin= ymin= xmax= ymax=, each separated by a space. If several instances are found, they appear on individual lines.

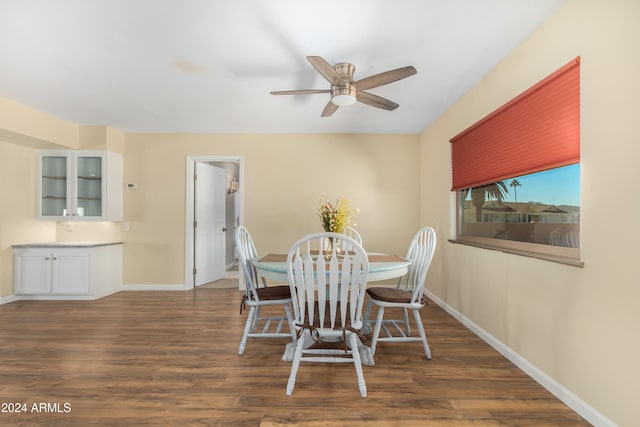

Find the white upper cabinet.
xmin=38 ymin=150 xmax=122 ymax=221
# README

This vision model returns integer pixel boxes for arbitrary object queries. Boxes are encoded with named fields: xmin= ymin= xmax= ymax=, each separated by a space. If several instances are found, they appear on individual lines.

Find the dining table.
xmin=252 ymin=252 xmax=411 ymax=283
xmin=251 ymin=252 xmax=411 ymax=366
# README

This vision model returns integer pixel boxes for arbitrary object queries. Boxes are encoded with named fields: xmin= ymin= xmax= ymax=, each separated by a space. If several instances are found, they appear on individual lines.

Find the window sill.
xmin=448 ymin=236 xmax=584 ymax=268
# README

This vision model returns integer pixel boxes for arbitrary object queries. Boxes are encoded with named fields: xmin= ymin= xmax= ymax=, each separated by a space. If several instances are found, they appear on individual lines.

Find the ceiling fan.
xmin=271 ymin=56 xmax=417 ymax=117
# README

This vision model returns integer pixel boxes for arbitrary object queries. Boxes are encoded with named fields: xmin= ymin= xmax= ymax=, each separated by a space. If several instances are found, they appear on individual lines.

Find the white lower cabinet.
xmin=13 ymin=243 xmax=122 ymax=299
xmin=15 ymin=249 xmax=89 ymax=295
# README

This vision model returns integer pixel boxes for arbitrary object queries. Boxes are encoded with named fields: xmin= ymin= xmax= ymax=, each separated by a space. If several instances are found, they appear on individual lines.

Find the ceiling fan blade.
xmin=321 ymin=101 xmax=339 ymax=117
xmin=307 ymin=56 xmax=343 ymax=85
xmin=356 ymin=91 xmax=399 ymax=111
xmin=354 ymin=66 xmax=417 ymax=91
xmin=271 ymin=89 xmax=331 ymax=95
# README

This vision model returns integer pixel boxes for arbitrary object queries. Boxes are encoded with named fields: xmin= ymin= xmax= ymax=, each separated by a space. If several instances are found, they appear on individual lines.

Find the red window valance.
xmin=450 ymin=57 xmax=580 ymax=191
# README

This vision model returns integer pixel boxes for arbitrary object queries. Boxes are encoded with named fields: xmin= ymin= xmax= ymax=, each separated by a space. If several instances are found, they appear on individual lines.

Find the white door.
xmin=194 ymin=162 xmax=227 ymax=286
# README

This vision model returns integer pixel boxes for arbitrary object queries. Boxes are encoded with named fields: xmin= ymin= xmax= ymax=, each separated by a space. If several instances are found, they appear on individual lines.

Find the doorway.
xmin=185 ymin=155 xmax=244 ymax=290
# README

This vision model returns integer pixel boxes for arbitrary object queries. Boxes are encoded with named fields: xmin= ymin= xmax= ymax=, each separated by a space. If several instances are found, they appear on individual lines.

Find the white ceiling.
xmin=0 ymin=0 xmax=565 ymax=134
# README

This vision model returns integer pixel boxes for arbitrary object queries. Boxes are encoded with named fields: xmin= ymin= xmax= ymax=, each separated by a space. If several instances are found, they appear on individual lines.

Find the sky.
xmin=503 ymin=164 xmax=580 ymax=206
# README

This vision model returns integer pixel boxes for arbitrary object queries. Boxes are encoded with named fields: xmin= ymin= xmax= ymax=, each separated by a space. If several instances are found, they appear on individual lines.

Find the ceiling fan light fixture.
xmin=331 ymin=84 xmax=357 ymax=106
xmin=331 ymin=94 xmax=357 ymax=106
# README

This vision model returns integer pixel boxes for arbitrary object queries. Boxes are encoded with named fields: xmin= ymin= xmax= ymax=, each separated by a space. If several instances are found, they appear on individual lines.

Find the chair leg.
xmin=238 ymin=306 xmax=256 ymax=355
xmin=286 ymin=331 xmax=305 ymax=396
xmin=349 ymin=332 xmax=367 ymax=398
xmin=402 ymin=307 xmax=411 ymax=336
xmin=370 ymin=305 xmax=385 ymax=355
xmin=251 ymin=306 xmax=261 ymax=331
xmin=412 ymin=309 xmax=431 ymax=359
xmin=284 ymin=303 xmax=297 ymax=341
xmin=361 ymin=299 xmax=373 ymax=335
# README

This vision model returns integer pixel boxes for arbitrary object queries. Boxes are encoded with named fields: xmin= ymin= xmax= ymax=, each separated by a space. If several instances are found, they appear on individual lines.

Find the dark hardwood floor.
xmin=0 ymin=287 xmax=590 ymax=426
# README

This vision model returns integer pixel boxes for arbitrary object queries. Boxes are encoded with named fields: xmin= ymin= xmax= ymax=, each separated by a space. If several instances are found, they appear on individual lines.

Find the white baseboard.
xmin=123 ymin=284 xmax=189 ymax=291
xmin=2 ymin=285 xmax=192 ymax=301
xmin=2 ymin=291 xmax=120 ymax=302
xmin=0 ymin=294 xmax=20 ymax=305
xmin=92 ymin=288 xmax=122 ymax=299
xmin=424 ymin=289 xmax=616 ymax=427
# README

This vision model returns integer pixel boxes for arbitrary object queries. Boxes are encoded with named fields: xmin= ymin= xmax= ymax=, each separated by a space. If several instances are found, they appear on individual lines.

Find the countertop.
xmin=12 ymin=241 xmax=124 ymax=249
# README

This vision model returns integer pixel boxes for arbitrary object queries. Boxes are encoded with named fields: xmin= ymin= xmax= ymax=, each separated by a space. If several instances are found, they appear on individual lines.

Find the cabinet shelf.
xmin=42 ymin=196 xmax=66 ymax=200
xmin=78 ymin=176 xmax=102 ymax=180
xmin=42 ymin=176 xmax=67 ymax=180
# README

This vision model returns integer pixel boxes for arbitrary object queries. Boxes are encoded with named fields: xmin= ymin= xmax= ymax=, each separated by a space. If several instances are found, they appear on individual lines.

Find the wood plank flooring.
xmin=0 ymin=288 xmax=590 ymax=426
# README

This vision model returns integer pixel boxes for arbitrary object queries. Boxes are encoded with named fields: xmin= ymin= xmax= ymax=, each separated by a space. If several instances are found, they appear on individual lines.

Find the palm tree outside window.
xmin=509 ymin=179 xmax=522 ymax=202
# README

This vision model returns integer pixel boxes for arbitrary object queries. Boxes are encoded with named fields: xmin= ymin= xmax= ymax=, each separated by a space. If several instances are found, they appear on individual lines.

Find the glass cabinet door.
xmin=75 ymin=156 xmax=103 ymax=217
xmin=41 ymin=156 xmax=68 ymax=216
xmin=38 ymin=151 xmax=118 ymax=220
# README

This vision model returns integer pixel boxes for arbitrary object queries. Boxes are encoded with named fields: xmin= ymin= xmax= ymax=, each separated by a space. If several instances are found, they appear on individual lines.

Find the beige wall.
xmin=420 ymin=1 xmax=640 ymax=425
xmin=123 ymin=133 xmax=420 ymax=285
xmin=0 ymin=97 xmax=78 ymax=149
xmin=0 ymin=99 xmax=419 ymax=292
xmin=0 ymin=142 xmax=56 ymax=297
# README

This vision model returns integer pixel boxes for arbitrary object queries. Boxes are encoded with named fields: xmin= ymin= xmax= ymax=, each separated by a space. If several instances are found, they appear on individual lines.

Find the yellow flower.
xmin=318 ymin=195 xmax=357 ymax=233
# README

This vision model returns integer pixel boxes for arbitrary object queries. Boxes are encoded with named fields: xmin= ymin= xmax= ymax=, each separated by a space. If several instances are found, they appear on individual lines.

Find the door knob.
xmin=222 ymin=227 xmax=227 ymax=232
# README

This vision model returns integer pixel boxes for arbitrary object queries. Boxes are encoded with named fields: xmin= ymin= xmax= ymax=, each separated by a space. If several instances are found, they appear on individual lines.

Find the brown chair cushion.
xmin=366 ymin=287 xmax=413 ymax=303
xmin=255 ymin=285 xmax=291 ymax=300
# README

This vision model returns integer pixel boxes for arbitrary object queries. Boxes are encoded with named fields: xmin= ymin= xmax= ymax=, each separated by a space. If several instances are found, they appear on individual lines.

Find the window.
xmin=457 ymin=164 xmax=580 ymax=250
xmin=450 ymin=58 xmax=581 ymax=266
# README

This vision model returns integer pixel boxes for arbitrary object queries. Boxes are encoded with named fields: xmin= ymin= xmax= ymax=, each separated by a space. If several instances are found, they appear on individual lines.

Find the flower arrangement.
xmin=317 ymin=194 xmax=358 ymax=233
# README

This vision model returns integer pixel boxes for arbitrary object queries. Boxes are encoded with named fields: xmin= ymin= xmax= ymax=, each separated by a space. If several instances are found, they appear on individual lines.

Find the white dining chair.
xmin=286 ymin=232 xmax=370 ymax=398
xmin=344 ymin=226 xmax=362 ymax=244
xmin=236 ymin=226 xmax=296 ymax=355
xmin=548 ymin=228 xmax=580 ymax=248
xmin=344 ymin=226 xmax=363 ymax=251
xmin=362 ymin=226 xmax=436 ymax=360
xmin=321 ymin=226 xmax=363 ymax=252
